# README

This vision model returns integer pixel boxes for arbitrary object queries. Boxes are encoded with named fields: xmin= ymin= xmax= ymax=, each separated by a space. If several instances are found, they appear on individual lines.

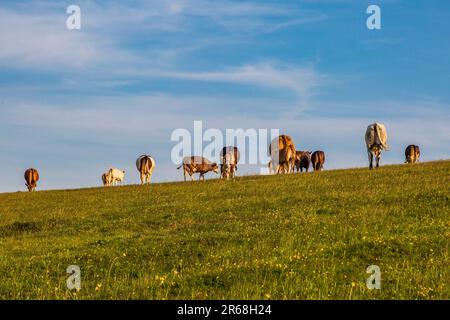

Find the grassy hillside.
xmin=0 ymin=161 xmax=449 ymax=300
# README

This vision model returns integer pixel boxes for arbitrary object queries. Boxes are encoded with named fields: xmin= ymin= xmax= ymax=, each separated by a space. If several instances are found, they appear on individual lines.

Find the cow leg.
xmin=376 ymin=154 xmax=380 ymax=168
xmin=140 ymin=172 xmax=145 ymax=185
xmin=368 ymin=150 xmax=373 ymax=169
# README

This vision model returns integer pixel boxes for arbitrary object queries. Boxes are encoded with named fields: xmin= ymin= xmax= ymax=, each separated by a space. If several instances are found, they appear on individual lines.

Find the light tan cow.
xmin=269 ymin=135 xmax=296 ymax=174
xmin=136 ymin=155 xmax=156 ymax=185
xmin=105 ymin=168 xmax=125 ymax=186
xmin=365 ymin=123 xmax=389 ymax=169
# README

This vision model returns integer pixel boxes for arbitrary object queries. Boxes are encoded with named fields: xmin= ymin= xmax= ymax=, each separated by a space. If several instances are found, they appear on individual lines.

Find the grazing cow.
xmin=24 ymin=168 xmax=39 ymax=192
xmin=177 ymin=156 xmax=219 ymax=181
xmin=106 ymin=168 xmax=125 ymax=186
xmin=295 ymin=151 xmax=312 ymax=173
xmin=311 ymin=151 xmax=325 ymax=171
xmin=220 ymin=146 xmax=240 ymax=180
xmin=365 ymin=123 xmax=389 ymax=169
xmin=405 ymin=145 xmax=420 ymax=164
xmin=269 ymin=135 xmax=296 ymax=174
xmin=136 ymin=155 xmax=156 ymax=185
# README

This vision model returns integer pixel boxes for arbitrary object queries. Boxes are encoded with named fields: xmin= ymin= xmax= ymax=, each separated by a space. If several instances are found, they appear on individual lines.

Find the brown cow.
xmin=269 ymin=135 xmax=296 ymax=174
xmin=405 ymin=145 xmax=420 ymax=164
xmin=136 ymin=155 xmax=156 ymax=185
xmin=294 ymin=151 xmax=311 ymax=173
xmin=24 ymin=168 xmax=39 ymax=192
xmin=311 ymin=151 xmax=325 ymax=172
xmin=177 ymin=156 xmax=219 ymax=181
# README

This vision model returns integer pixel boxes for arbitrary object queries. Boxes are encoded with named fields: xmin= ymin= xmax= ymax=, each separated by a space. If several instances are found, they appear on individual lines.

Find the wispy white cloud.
xmin=149 ymin=62 xmax=327 ymax=99
xmin=0 ymin=7 xmax=132 ymax=69
xmin=0 ymin=1 xmax=327 ymax=70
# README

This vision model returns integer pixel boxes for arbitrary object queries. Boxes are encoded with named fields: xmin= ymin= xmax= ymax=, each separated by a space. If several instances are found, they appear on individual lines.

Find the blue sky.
xmin=0 ymin=0 xmax=449 ymax=192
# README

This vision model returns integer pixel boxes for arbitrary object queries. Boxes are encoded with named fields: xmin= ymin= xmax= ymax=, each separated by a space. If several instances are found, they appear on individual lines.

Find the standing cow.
xmin=106 ymin=168 xmax=125 ymax=186
xmin=220 ymin=146 xmax=240 ymax=180
xmin=269 ymin=135 xmax=296 ymax=174
xmin=24 ymin=168 xmax=39 ymax=192
xmin=311 ymin=151 xmax=325 ymax=172
xmin=136 ymin=155 xmax=156 ymax=185
xmin=405 ymin=145 xmax=420 ymax=164
xmin=177 ymin=156 xmax=219 ymax=181
xmin=294 ymin=151 xmax=311 ymax=173
xmin=365 ymin=123 xmax=389 ymax=169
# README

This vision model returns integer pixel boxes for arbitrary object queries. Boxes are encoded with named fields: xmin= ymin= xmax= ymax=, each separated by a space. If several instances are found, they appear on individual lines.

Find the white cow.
xmin=220 ymin=146 xmax=240 ymax=180
xmin=106 ymin=168 xmax=125 ymax=186
xmin=365 ymin=123 xmax=389 ymax=169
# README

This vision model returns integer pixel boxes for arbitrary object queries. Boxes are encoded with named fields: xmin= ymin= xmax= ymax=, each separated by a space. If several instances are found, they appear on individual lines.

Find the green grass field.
xmin=0 ymin=160 xmax=449 ymax=300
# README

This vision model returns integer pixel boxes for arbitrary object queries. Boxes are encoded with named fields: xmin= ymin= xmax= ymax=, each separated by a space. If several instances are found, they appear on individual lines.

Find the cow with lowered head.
xmin=311 ymin=151 xmax=325 ymax=172
xmin=24 ymin=168 xmax=39 ymax=192
xmin=295 ymin=151 xmax=311 ymax=173
xmin=365 ymin=122 xmax=389 ymax=169
xmin=178 ymin=156 xmax=219 ymax=181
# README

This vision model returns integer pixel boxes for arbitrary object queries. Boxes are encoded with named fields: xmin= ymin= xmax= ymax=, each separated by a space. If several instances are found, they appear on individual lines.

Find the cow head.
xmin=25 ymin=182 xmax=35 ymax=192
xmin=212 ymin=163 xmax=219 ymax=173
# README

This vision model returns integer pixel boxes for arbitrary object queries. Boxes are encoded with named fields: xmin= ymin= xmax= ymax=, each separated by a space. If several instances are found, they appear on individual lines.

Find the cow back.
xmin=24 ymin=168 xmax=39 ymax=184
xmin=374 ymin=122 xmax=388 ymax=150
xmin=405 ymin=145 xmax=420 ymax=159
xmin=221 ymin=146 xmax=240 ymax=165
xmin=183 ymin=156 xmax=211 ymax=166
xmin=311 ymin=151 xmax=325 ymax=165
xmin=270 ymin=135 xmax=295 ymax=157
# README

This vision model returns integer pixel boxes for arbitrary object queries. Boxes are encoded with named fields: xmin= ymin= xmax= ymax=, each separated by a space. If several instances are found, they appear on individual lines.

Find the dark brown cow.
xmin=177 ymin=156 xmax=219 ymax=181
xmin=311 ymin=151 xmax=325 ymax=172
xmin=405 ymin=145 xmax=420 ymax=164
xmin=294 ymin=151 xmax=311 ymax=173
xmin=24 ymin=168 xmax=39 ymax=192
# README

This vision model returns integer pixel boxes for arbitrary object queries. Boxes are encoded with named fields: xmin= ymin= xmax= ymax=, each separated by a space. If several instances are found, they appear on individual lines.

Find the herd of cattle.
xmin=23 ymin=122 xmax=421 ymax=191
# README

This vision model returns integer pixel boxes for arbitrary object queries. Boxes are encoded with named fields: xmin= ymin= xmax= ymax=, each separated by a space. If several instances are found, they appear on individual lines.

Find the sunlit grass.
xmin=0 ymin=160 xmax=449 ymax=299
